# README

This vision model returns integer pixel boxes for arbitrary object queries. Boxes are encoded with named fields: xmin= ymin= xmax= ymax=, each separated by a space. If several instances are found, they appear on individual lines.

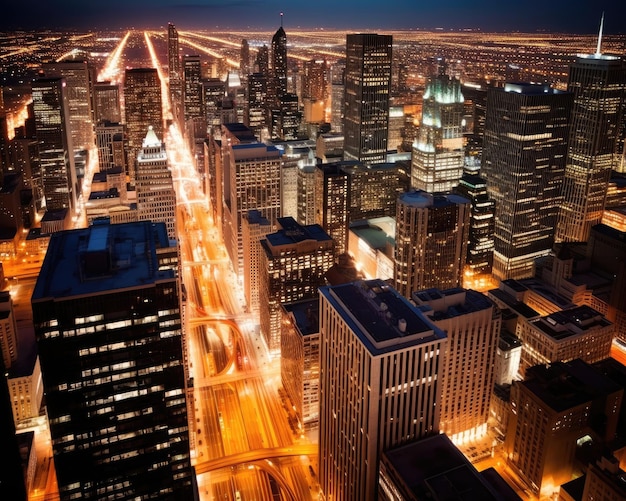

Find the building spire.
xmin=595 ymin=12 xmax=604 ymax=57
xmin=280 ymin=11 xmax=284 ymax=28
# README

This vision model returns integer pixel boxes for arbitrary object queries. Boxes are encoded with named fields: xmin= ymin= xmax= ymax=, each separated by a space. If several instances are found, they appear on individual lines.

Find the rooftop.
xmin=531 ymin=305 xmax=612 ymax=341
xmin=281 ymin=298 xmax=319 ymax=337
xmin=320 ymin=279 xmax=445 ymax=355
xmin=32 ymin=220 xmax=175 ymax=302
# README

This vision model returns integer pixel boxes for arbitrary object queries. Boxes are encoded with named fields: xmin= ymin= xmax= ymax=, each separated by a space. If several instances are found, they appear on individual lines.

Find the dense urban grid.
xmin=1 ymin=16 xmax=626 ymax=501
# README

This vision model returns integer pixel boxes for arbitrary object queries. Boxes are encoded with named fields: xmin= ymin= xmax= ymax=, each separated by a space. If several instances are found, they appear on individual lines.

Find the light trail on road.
xmin=97 ymin=31 xmax=130 ymax=84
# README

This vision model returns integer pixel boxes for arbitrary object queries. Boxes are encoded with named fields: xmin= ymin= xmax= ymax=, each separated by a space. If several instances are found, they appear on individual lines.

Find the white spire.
xmin=595 ymin=12 xmax=604 ymax=57
xmin=142 ymin=125 xmax=161 ymax=148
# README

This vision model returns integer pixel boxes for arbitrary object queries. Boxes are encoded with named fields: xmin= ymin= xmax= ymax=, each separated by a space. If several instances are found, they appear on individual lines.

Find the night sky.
xmin=1 ymin=0 xmax=625 ymax=33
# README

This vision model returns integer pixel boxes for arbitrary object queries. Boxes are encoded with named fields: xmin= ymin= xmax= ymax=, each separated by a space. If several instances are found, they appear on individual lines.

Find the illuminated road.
xmin=141 ymin=30 xmax=317 ymax=501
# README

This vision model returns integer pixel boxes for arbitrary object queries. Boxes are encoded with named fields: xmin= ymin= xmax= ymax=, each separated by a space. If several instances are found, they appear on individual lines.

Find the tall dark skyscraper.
xmin=183 ymin=54 xmax=203 ymax=122
xmin=123 ymin=68 xmax=163 ymax=184
xmin=167 ymin=22 xmax=183 ymax=125
xmin=343 ymin=33 xmax=392 ymax=165
xmin=240 ymin=38 xmax=250 ymax=83
xmin=482 ymin=82 xmax=572 ymax=280
xmin=31 ymin=220 xmax=194 ymax=500
xmin=32 ymin=77 xmax=78 ymax=212
xmin=556 ymin=35 xmax=626 ymax=243
xmin=271 ymin=18 xmax=288 ymax=105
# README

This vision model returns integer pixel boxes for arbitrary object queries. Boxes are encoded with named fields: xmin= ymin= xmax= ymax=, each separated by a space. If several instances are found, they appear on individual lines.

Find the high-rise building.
xmin=203 ymin=78 xmax=226 ymax=135
xmin=245 ymin=72 xmax=269 ymax=137
xmin=95 ymin=120 xmax=125 ymax=173
xmin=411 ymin=64 xmax=465 ymax=193
xmin=221 ymin=124 xmax=282 ymax=277
xmin=318 ymin=279 xmax=446 ymax=500
xmin=302 ymin=59 xmax=328 ymax=102
xmin=242 ymin=210 xmax=272 ymax=316
xmin=271 ymin=21 xmax=288 ymax=105
xmin=93 ymin=81 xmax=121 ymax=124
xmin=556 ymin=41 xmax=626 ymax=243
xmin=254 ymin=45 xmax=269 ymax=76
xmin=454 ymin=173 xmax=495 ymax=277
xmin=135 ymin=126 xmax=177 ymax=241
xmin=167 ymin=22 xmax=183 ymax=125
xmin=183 ymin=55 xmax=203 ymax=123
xmin=31 ymin=220 xmax=194 ymax=500
xmin=394 ymin=190 xmax=470 ymax=298
xmin=42 ymin=59 xmax=95 ymax=152
xmin=259 ymin=217 xmax=334 ymax=353
xmin=343 ymin=34 xmax=392 ymax=165
xmin=505 ymin=359 xmax=622 ymax=498
xmin=123 ymin=68 xmax=163 ymax=185
xmin=482 ymin=83 xmax=572 ymax=280
xmin=239 ymin=39 xmax=250 ymax=82
xmin=32 ymin=77 xmax=78 ymax=213
xmin=330 ymin=60 xmax=345 ymax=133
xmin=413 ymin=288 xmax=501 ymax=442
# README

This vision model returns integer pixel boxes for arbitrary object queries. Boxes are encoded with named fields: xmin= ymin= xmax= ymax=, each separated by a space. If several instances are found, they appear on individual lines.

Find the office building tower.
xmin=581 ymin=455 xmax=626 ymax=501
xmin=379 ymin=434 xmax=519 ymax=501
xmin=0 ymin=290 xmax=19 ymax=369
xmin=31 ymin=220 xmax=194 ymax=500
xmin=271 ymin=92 xmax=301 ymax=140
xmin=411 ymin=65 xmax=465 ymax=192
xmin=505 ymin=359 xmax=622 ymax=498
xmin=255 ymin=45 xmax=269 ymax=75
xmin=168 ymin=22 xmax=183 ymax=125
xmin=221 ymin=124 xmax=282 ymax=277
xmin=93 ymin=81 xmax=121 ymax=124
xmin=32 ymin=77 xmax=78 ymax=213
xmin=454 ymin=173 xmax=495 ymax=277
xmin=203 ymin=78 xmax=226 ymax=134
xmin=346 ymin=162 xmax=406 ymax=222
xmin=271 ymin=21 xmax=288 ymax=104
xmin=482 ymin=83 xmax=572 ymax=280
xmin=245 ymin=73 xmax=269 ymax=137
xmin=343 ymin=34 xmax=392 ymax=165
xmin=315 ymin=162 xmax=351 ymax=254
xmin=330 ymin=59 xmax=345 ymax=133
xmin=95 ymin=120 xmax=125 ymax=173
xmin=557 ymin=41 xmax=626 ymax=242
xmin=281 ymin=298 xmax=320 ymax=430
xmin=242 ymin=210 xmax=272 ymax=316
xmin=297 ymin=163 xmax=317 ymax=226
xmin=183 ymin=55 xmax=203 ymax=123
xmin=240 ymin=39 xmax=250 ymax=82
xmin=413 ymin=288 xmax=501 ymax=442
xmin=493 ymin=331 xmax=522 ymax=386
xmin=302 ymin=59 xmax=328 ymax=103
xmin=462 ymin=82 xmax=489 ymax=166
xmin=394 ymin=190 xmax=470 ymax=298
xmin=259 ymin=217 xmax=334 ymax=353
xmin=318 ymin=279 xmax=446 ymax=500
xmin=135 ymin=127 xmax=177 ymax=241
xmin=124 ymin=68 xmax=163 ymax=184
xmin=516 ymin=304 xmax=613 ymax=376
xmin=42 ymin=59 xmax=95 ymax=152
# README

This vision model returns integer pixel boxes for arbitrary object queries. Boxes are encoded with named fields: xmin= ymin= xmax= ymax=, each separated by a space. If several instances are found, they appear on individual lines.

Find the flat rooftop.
xmin=32 ymin=220 xmax=174 ymax=302
xmin=531 ymin=305 xmax=612 ymax=341
xmin=281 ymin=298 xmax=319 ymax=337
xmin=320 ymin=279 xmax=445 ymax=355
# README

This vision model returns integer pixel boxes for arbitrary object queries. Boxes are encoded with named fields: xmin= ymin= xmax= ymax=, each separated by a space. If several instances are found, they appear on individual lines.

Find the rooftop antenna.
xmin=280 ymin=11 xmax=284 ymax=28
xmin=595 ymin=12 xmax=604 ymax=57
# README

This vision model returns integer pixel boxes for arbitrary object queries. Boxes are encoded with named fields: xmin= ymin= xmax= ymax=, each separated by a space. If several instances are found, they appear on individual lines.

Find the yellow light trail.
xmin=144 ymin=31 xmax=172 ymax=121
xmin=98 ymin=31 xmax=130 ymax=84
xmin=178 ymin=36 xmax=240 ymax=68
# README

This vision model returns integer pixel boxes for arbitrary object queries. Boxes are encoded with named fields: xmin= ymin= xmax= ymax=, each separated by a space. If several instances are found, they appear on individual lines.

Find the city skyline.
xmin=1 ymin=2 xmax=626 ymax=33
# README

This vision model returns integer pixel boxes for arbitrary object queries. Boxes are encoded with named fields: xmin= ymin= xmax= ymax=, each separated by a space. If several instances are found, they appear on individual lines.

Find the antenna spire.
xmin=595 ymin=12 xmax=604 ymax=57
xmin=280 ymin=12 xmax=284 ymax=28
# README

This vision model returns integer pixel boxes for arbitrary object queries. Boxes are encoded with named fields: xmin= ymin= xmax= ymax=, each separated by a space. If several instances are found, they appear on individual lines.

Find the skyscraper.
xmin=42 ymin=59 xmax=95 ymax=153
xmin=318 ymin=279 xmax=446 ymax=500
xmin=167 ymin=22 xmax=183 ymax=125
xmin=259 ymin=217 xmax=334 ymax=353
xmin=556 ymin=34 xmax=626 ymax=243
xmin=135 ymin=126 xmax=177 ymax=241
xmin=411 ymin=62 xmax=465 ymax=193
xmin=183 ymin=54 xmax=203 ymax=123
xmin=31 ymin=220 xmax=194 ymax=500
xmin=271 ymin=18 xmax=288 ymax=105
xmin=123 ymin=68 xmax=163 ymax=185
xmin=343 ymin=34 xmax=392 ymax=165
xmin=482 ymin=82 xmax=572 ymax=280
xmin=393 ymin=190 xmax=470 ymax=298
xmin=239 ymin=39 xmax=250 ymax=82
xmin=413 ymin=288 xmax=501 ymax=442
xmin=32 ymin=77 xmax=78 ymax=213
